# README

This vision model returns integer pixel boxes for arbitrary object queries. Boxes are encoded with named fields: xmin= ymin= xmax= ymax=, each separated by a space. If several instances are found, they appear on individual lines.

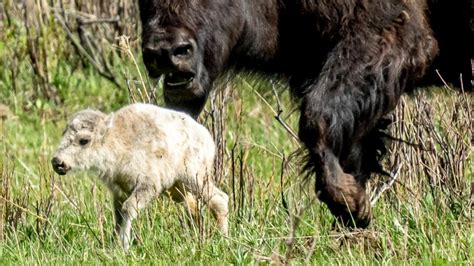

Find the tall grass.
xmin=0 ymin=1 xmax=473 ymax=264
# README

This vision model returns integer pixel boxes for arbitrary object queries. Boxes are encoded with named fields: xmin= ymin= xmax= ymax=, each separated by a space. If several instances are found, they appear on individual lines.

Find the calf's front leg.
xmin=119 ymin=182 xmax=159 ymax=251
xmin=113 ymin=196 xmax=125 ymax=237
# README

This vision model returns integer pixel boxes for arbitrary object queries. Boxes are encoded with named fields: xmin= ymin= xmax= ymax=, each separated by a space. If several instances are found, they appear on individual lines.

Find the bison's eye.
xmin=79 ymin=138 xmax=90 ymax=146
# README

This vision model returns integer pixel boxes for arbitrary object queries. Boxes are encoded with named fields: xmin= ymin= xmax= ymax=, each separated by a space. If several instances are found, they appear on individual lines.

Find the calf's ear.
xmin=98 ymin=112 xmax=115 ymax=139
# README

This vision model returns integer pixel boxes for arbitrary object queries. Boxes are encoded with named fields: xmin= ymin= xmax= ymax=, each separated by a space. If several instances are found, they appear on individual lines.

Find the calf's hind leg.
xmin=187 ymin=179 xmax=229 ymax=236
xmin=206 ymin=185 xmax=229 ymax=236
xmin=168 ymin=182 xmax=200 ymax=228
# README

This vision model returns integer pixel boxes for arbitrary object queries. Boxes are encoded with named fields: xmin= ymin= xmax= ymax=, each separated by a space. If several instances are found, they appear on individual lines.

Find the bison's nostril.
xmin=173 ymin=43 xmax=193 ymax=58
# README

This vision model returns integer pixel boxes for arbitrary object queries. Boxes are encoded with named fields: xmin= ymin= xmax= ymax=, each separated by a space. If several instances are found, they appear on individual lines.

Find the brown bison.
xmin=137 ymin=0 xmax=465 ymax=228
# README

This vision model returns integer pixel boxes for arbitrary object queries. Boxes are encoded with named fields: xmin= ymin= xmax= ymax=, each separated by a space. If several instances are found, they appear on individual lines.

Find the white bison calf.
xmin=51 ymin=103 xmax=229 ymax=251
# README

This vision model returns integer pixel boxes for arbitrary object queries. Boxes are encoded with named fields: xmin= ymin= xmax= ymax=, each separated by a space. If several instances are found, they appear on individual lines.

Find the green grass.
xmin=1 ymin=75 xmax=472 ymax=264
xmin=0 ymin=15 xmax=472 ymax=265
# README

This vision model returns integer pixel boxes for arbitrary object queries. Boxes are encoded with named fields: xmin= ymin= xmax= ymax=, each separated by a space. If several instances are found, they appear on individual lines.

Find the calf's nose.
xmin=51 ymin=156 xmax=69 ymax=175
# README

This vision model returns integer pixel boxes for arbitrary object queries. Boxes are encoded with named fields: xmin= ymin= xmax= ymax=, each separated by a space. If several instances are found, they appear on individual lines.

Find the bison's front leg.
xmin=119 ymin=182 xmax=159 ymax=251
xmin=299 ymin=105 xmax=372 ymax=228
xmin=298 ymin=141 xmax=372 ymax=228
xmin=297 ymin=37 xmax=407 ymax=228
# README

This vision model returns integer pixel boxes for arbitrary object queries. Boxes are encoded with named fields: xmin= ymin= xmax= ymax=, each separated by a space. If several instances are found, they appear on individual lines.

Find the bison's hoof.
xmin=333 ymin=199 xmax=372 ymax=229
xmin=334 ymin=213 xmax=371 ymax=229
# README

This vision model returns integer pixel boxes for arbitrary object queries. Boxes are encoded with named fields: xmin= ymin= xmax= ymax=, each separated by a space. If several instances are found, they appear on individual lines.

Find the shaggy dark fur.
xmin=138 ymin=0 xmax=439 ymax=228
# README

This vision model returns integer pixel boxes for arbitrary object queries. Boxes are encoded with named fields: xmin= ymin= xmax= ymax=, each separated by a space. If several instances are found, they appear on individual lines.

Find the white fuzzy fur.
xmin=52 ymin=103 xmax=229 ymax=251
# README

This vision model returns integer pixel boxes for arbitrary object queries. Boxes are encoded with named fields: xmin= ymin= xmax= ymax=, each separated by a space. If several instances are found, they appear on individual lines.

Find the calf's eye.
xmin=79 ymin=138 xmax=90 ymax=146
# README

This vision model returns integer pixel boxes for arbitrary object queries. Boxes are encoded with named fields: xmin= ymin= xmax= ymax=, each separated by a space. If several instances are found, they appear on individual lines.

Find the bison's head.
xmin=52 ymin=110 xmax=107 ymax=175
xmin=139 ymin=0 xmax=243 ymax=117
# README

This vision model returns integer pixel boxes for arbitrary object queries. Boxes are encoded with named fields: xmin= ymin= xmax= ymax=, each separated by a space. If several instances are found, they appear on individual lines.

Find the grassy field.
xmin=1 ymin=2 xmax=473 ymax=264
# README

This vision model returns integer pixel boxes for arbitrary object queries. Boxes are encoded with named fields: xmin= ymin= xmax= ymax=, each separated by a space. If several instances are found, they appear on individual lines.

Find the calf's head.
xmin=139 ymin=0 xmax=244 ymax=117
xmin=52 ymin=110 xmax=107 ymax=175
